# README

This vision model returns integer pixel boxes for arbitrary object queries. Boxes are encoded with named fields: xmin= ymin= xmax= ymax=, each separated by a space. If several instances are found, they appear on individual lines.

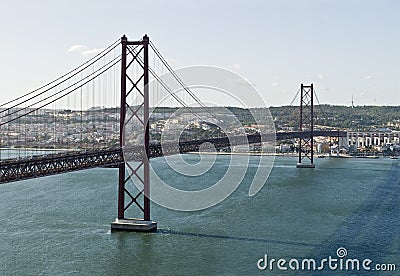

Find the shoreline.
xmin=188 ymin=152 xmax=298 ymax=157
xmin=187 ymin=152 xmax=395 ymax=159
xmin=0 ymin=147 xmax=77 ymax=151
xmin=1 ymin=148 xmax=394 ymax=159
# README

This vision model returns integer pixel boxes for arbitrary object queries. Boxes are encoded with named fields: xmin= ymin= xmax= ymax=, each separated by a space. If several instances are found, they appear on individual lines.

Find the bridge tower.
xmin=111 ymin=35 xmax=157 ymax=232
xmin=297 ymin=83 xmax=315 ymax=168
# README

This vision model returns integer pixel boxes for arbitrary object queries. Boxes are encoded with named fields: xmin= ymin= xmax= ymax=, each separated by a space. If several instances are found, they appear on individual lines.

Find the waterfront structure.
xmin=0 ymin=35 xmax=350 ymax=231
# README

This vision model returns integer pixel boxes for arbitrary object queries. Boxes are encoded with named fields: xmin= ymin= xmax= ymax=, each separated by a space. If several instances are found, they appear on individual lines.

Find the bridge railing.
xmin=0 ymin=130 xmax=347 ymax=184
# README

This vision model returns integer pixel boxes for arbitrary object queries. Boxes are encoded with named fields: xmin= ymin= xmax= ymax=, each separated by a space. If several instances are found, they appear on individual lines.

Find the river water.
xmin=0 ymin=155 xmax=399 ymax=275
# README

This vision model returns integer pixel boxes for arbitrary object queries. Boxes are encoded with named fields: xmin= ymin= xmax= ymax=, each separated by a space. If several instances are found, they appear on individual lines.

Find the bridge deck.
xmin=0 ymin=131 xmax=346 ymax=183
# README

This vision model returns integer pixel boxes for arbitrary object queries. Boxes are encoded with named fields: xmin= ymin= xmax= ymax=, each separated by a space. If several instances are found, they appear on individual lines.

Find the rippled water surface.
xmin=0 ymin=155 xmax=399 ymax=275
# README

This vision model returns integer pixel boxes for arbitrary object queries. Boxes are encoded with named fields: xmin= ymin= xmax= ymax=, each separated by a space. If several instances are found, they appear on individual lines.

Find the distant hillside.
xmin=114 ymin=105 xmax=400 ymax=131
xmin=269 ymin=105 xmax=400 ymax=131
xmin=149 ymin=105 xmax=400 ymax=131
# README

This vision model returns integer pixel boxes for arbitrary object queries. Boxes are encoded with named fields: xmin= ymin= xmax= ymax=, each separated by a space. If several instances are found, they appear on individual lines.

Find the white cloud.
xmin=363 ymin=75 xmax=372 ymax=80
xmin=317 ymin=73 xmax=324 ymax=80
xmin=67 ymin=45 xmax=87 ymax=53
xmin=81 ymin=48 xmax=104 ymax=56
xmin=67 ymin=45 xmax=104 ymax=56
xmin=271 ymin=82 xmax=279 ymax=87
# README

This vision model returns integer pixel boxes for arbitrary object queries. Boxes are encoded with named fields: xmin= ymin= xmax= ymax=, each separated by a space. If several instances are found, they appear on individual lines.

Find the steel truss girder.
xmin=0 ymin=131 xmax=347 ymax=184
xmin=0 ymin=148 xmax=122 ymax=184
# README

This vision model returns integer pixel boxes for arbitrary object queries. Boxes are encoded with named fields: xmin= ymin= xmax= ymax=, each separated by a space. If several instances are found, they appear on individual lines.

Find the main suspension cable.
xmin=0 ymin=39 xmax=120 ymax=112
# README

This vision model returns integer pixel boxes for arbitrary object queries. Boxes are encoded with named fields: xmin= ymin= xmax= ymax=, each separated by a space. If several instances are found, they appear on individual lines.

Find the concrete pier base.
xmin=111 ymin=218 xmax=157 ymax=232
xmin=296 ymin=163 xmax=316 ymax=168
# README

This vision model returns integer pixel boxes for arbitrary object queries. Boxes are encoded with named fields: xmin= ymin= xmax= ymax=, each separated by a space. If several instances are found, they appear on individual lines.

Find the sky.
xmin=0 ymin=0 xmax=399 ymax=107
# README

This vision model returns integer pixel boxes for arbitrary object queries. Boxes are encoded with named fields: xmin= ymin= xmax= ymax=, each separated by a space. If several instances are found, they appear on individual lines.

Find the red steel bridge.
xmin=0 ymin=35 xmax=346 ymax=231
xmin=0 ymin=130 xmax=346 ymax=184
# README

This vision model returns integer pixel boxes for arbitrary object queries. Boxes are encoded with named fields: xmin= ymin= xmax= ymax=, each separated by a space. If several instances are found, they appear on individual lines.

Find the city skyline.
xmin=0 ymin=0 xmax=399 ymax=107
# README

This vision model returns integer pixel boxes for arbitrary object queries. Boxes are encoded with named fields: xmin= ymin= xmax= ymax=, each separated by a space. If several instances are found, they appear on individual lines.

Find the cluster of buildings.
xmin=277 ymin=127 xmax=400 ymax=156
xmin=1 ymin=107 xmax=399 ymax=157
xmin=0 ymin=108 xmax=119 ymax=149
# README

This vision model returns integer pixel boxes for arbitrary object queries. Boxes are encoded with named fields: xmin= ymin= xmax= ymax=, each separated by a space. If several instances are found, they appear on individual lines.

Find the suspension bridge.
xmin=0 ymin=35 xmax=346 ymax=232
